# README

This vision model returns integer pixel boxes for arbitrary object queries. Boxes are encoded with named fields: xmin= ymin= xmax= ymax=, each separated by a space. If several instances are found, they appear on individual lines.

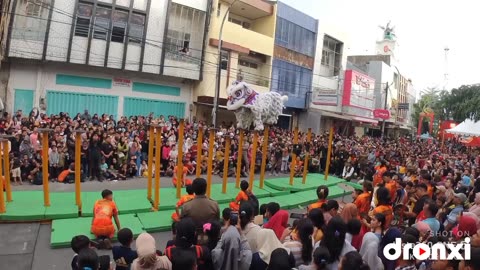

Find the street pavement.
xmin=0 ymin=173 xmax=351 ymax=270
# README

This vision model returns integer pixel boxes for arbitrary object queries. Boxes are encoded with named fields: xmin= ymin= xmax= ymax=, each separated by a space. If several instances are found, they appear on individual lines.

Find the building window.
xmin=111 ymin=10 xmax=128 ymax=43
xmin=165 ymin=3 xmax=206 ymax=65
xmin=12 ymin=0 xmax=51 ymax=41
xmin=321 ymin=35 xmax=343 ymax=76
xmin=221 ymin=51 xmax=229 ymax=70
xmin=274 ymin=17 xmax=315 ymax=57
xmin=93 ymin=7 xmax=111 ymax=40
xmin=228 ymin=15 xmax=251 ymax=29
xmin=239 ymin=59 xmax=258 ymax=69
xmin=129 ymin=13 xmax=145 ymax=44
xmin=74 ymin=3 xmax=93 ymax=37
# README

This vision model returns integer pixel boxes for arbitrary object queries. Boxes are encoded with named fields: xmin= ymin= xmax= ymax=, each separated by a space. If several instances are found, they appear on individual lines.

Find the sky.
xmin=280 ymin=0 xmax=480 ymax=94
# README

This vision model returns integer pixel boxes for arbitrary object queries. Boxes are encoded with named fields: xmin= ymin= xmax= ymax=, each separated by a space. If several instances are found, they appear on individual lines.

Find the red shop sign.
xmin=373 ymin=109 xmax=391 ymax=120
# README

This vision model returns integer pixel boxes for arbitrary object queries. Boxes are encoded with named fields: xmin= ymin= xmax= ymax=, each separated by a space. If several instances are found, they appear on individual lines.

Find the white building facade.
xmin=3 ymin=0 xmax=212 ymax=118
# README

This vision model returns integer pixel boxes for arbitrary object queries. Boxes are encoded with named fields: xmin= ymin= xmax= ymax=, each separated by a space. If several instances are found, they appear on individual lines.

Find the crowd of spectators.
xmin=3 ymin=109 xmax=480 ymax=270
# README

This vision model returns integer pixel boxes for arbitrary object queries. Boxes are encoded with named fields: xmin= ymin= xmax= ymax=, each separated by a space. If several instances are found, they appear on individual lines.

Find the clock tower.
xmin=376 ymin=22 xmax=397 ymax=62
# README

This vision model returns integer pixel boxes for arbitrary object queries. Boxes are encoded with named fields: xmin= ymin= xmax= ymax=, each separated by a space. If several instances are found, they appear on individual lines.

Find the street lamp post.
xmin=381 ymin=65 xmax=401 ymax=139
xmin=212 ymin=0 xmax=238 ymax=128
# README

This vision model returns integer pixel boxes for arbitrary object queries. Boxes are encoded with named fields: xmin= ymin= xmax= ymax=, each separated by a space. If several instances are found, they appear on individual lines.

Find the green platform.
xmin=264 ymin=175 xmax=346 ymax=192
xmin=137 ymin=211 xmax=174 ymax=233
xmin=81 ymin=189 xmax=152 ymax=217
xmin=51 ymin=214 xmax=145 ymax=248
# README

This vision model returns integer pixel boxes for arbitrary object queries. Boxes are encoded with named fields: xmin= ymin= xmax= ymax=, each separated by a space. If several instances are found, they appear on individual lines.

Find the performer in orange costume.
xmin=172 ymin=165 xmax=192 ymax=187
xmin=354 ymin=181 xmax=373 ymax=216
xmin=307 ymin=185 xmax=329 ymax=212
xmin=91 ymin=189 xmax=121 ymax=249
xmin=171 ymin=184 xmax=195 ymax=222
xmin=229 ymin=180 xmax=250 ymax=211
xmin=373 ymin=161 xmax=387 ymax=187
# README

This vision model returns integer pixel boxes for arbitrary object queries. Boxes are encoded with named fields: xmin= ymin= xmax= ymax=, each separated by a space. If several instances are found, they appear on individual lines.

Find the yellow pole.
xmin=2 ymin=140 xmax=12 ymax=202
xmin=40 ymin=130 xmax=50 ymax=206
xmin=324 ymin=127 xmax=334 ymax=180
xmin=248 ymin=131 xmax=259 ymax=191
xmin=259 ymin=126 xmax=269 ymax=189
xmin=302 ymin=128 xmax=312 ymax=184
xmin=207 ymin=129 xmax=215 ymax=198
xmin=222 ymin=136 xmax=231 ymax=194
xmin=74 ymin=131 xmax=82 ymax=207
xmin=195 ymin=127 xmax=203 ymax=178
xmin=147 ymin=126 xmax=154 ymax=200
xmin=0 ymin=141 xmax=4 ymax=213
xmin=289 ymin=127 xmax=299 ymax=185
xmin=176 ymin=119 xmax=185 ymax=199
xmin=235 ymin=129 xmax=244 ymax=189
xmin=154 ymin=126 xmax=161 ymax=210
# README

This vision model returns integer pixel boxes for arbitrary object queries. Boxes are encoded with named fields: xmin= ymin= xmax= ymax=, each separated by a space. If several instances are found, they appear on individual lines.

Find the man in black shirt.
xmin=101 ymin=136 xmax=114 ymax=166
xmin=405 ymin=183 xmax=430 ymax=226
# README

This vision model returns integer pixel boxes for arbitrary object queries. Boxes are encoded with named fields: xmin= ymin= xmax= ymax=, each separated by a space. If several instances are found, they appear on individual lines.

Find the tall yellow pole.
xmin=74 ymin=130 xmax=84 ymax=207
xmin=0 ymin=140 xmax=5 ymax=213
xmin=147 ymin=125 xmax=154 ymax=200
xmin=235 ymin=129 xmax=244 ymax=188
xmin=176 ymin=119 xmax=185 ymax=199
xmin=324 ymin=127 xmax=334 ymax=180
xmin=248 ymin=131 xmax=259 ymax=191
xmin=38 ymin=129 xmax=51 ymax=206
xmin=259 ymin=126 xmax=269 ymax=189
xmin=289 ymin=127 xmax=299 ymax=185
xmin=207 ymin=129 xmax=215 ymax=198
xmin=2 ymin=139 xmax=12 ymax=202
xmin=222 ymin=136 xmax=231 ymax=194
xmin=154 ymin=126 xmax=162 ymax=210
xmin=302 ymin=128 xmax=312 ymax=184
xmin=195 ymin=127 xmax=203 ymax=178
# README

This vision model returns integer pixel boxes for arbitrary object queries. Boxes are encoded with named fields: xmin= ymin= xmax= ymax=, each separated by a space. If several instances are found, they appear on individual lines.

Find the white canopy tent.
xmin=446 ymin=119 xmax=480 ymax=136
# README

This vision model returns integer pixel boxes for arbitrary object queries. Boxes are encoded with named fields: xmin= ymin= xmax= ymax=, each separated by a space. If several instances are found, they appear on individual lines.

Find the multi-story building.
xmin=3 ymin=0 xmax=212 ymax=119
xmin=193 ymin=0 xmax=276 ymax=126
xmin=270 ymin=1 xmax=317 ymax=129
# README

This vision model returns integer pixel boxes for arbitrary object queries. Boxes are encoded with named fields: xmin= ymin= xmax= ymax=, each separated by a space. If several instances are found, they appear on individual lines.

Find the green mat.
xmin=345 ymin=182 xmax=363 ymax=190
xmin=0 ymin=191 xmax=47 ymax=221
xmin=264 ymin=174 xmax=345 ymax=192
xmin=51 ymin=214 xmax=145 ymax=248
xmin=137 ymin=211 xmax=174 ymax=233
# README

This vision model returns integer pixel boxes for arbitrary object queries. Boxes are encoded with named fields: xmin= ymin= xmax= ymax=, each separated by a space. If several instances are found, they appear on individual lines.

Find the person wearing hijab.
xmin=251 ymin=229 xmax=292 ymax=270
xmin=212 ymin=212 xmax=252 ymax=270
xmin=132 ymin=233 xmax=171 ymax=270
xmin=359 ymin=232 xmax=384 ymax=270
xmin=453 ymin=215 xmax=478 ymax=240
xmin=239 ymin=202 xmax=261 ymax=253
xmin=378 ymin=227 xmax=402 ymax=270
xmin=264 ymin=209 xmax=289 ymax=240
xmin=468 ymin=192 xmax=480 ymax=218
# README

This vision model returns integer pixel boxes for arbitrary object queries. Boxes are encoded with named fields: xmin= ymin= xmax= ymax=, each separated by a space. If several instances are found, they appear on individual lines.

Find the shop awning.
xmin=317 ymin=110 xmax=353 ymax=121
xmin=352 ymin=116 xmax=378 ymax=124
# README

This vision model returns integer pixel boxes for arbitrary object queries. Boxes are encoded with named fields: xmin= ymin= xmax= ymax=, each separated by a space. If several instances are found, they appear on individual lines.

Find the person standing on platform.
xmin=91 ymin=189 xmax=121 ymax=250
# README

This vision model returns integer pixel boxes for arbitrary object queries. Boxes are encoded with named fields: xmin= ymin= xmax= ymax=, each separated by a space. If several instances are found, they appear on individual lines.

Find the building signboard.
xmin=311 ymin=87 xmax=338 ymax=106
xmin=113 ymin=78 xmax=132 ymax=87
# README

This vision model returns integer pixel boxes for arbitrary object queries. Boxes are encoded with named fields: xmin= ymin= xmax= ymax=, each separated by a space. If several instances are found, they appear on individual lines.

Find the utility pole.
xmin=381 ymin=82 xmax=388 ymax=139
xmin=212 ymin=0 xmax=238 ymax=128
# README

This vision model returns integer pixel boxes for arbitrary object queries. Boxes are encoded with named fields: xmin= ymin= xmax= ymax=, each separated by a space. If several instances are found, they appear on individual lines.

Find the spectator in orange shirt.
xmin=373 ymin=161 xmax=387 ymax=187
xmin=383 ymin=172 xmax=397 ymax=203
xmin=370 ymin=187 xmax=393 ymax=227
xmin=354 ymin=181 xmax=374 ymax=216
xmin=171 ymin=184 xmax=195 ymax=222
xmin=229 ymin=180 xmax=250 ymax=212
xmin=307 ymin=185 xmax=329 ymax=212
xmin=91 ymin=189 xmax=121 ymax=250
xmin=420 ymin=173 xmax=434 ymax=198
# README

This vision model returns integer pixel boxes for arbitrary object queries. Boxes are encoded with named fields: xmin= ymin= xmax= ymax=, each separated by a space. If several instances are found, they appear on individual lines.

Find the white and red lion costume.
xmin=226 ymin=81 xmax=288 ymax=131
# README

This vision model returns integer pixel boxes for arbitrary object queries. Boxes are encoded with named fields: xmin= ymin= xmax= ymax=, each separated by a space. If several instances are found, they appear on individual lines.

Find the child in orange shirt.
xmin=172 ymin=165 xmax=192 ymax=187
xmin=308 ymin=185 xmax=329 ymax=212
xmin=91 ymin=189 xmax=121 ymax=249
xmin=229 ymin=180 xmax=250 ymax=212
xmin=171 ymin=185 xmax=195 ymax=222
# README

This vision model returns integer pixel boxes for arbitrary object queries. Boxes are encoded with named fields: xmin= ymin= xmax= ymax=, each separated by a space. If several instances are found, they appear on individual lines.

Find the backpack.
xmin=244 ymin=191 xmax=259 ymax=216
xmin=165 ymin=245 xmax=204 ymax=265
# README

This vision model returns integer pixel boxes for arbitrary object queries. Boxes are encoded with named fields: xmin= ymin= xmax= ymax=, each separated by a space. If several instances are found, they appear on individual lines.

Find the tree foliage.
xmin=413 ymin=84 xmax=480 ymax=131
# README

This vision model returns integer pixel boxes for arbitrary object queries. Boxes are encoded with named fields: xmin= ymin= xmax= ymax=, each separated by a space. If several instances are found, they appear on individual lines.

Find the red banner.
xmin=373 ymin=109 xmax=391 ymax=120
